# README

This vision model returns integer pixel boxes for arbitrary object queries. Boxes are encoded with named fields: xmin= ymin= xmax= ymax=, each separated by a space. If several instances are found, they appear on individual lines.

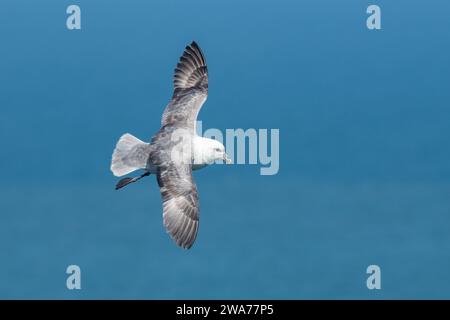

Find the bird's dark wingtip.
xmin=190 ymin=41 xmax=199 ymax=49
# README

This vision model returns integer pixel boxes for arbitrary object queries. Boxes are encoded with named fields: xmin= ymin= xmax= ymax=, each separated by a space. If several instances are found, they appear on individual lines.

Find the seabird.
xmin=110 ymin=41 xmax=232 ymax=249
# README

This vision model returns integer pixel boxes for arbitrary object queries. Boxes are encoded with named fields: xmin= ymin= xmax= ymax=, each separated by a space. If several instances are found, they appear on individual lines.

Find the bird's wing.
xmin=161 ymin=41 xmax=208 ymax=132
xmin=156 ymin=163 xmax=199 ymax=249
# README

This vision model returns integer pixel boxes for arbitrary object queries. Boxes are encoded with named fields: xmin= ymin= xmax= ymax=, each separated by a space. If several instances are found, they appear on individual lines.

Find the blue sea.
xmin=0 ymin=0 xmax=449 ymax=299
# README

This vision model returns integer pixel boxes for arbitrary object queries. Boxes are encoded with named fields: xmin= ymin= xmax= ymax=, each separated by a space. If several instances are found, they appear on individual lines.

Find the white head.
xmin=194 ymin=137 xmax=232 ymax=166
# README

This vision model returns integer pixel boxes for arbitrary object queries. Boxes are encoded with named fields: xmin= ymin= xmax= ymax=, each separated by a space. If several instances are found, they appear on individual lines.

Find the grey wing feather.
xmin=156 ymin=163 xmax=199 ymax=249
xmin=161 ymin=41 xmax=208 ymax=131
xmin=150 ymin=41 xmax=207 ymax=249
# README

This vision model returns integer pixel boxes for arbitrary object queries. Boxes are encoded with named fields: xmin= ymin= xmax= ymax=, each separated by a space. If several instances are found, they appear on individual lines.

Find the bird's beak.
xmin=224 ymin=154 xmax=232 ymax=164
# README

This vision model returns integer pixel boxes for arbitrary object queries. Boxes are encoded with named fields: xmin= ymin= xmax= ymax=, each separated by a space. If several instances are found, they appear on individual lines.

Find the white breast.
xmin=192 ymin=136 xmax=215 ymax=169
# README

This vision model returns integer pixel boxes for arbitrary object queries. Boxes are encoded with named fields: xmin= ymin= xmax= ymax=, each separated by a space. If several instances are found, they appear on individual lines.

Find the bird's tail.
xmin=110 ymin=133 xmax=150 ymax=177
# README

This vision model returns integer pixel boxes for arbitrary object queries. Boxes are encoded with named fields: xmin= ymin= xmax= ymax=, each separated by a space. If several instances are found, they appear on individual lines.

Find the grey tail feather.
xmin=110 ymin=133 xmax=150 ymax=177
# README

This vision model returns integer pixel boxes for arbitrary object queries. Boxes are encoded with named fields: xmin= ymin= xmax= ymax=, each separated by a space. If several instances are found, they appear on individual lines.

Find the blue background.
xmin=0 ymin=0 xmax=449 ymax=299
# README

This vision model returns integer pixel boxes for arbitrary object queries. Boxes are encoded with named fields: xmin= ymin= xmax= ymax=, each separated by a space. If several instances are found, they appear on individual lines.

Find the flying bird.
xmin=110 ymin=41 xmax=231 ymax=249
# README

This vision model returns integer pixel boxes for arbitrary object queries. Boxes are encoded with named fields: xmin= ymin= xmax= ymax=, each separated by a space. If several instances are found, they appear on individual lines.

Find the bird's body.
xmin=110 ymin=42 xmax=231 ymax=249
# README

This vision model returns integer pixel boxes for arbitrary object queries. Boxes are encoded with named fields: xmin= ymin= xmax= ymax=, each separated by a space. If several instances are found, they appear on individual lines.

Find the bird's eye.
xmin=215 ymin=148 xmax=221 ymax=152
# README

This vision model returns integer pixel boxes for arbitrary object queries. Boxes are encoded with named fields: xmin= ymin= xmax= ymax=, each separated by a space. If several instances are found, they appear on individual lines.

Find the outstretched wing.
xmin=156 ymin=163 xmax=199 ymax=249
xmin=161 ymin=41 xmax=208 ymax=132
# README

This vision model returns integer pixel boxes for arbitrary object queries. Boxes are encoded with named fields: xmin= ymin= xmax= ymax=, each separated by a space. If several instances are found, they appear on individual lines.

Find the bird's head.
xmin=202 ymin=139 xmax=232 ymax=165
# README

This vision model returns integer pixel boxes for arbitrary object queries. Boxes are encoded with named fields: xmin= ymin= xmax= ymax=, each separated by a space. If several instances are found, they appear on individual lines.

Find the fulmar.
xmin=110 ymin=41 xmax=232 ymax=249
